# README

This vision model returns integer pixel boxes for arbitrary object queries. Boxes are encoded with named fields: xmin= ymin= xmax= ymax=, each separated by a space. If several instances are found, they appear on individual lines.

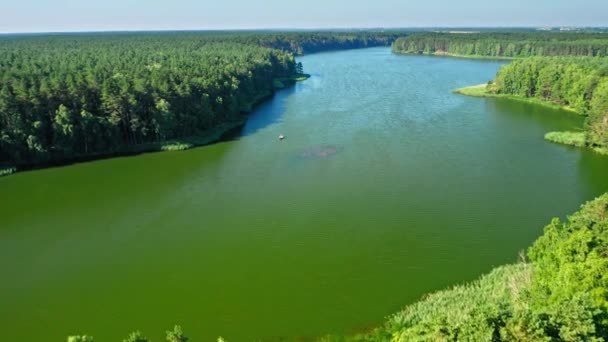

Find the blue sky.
xmin=1 ymin=0 xmax=607 ymax=33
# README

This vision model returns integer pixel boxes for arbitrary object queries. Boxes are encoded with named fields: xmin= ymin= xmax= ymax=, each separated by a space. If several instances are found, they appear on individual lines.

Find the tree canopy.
xmin=392 ymin=32 xmax=608 ymax=58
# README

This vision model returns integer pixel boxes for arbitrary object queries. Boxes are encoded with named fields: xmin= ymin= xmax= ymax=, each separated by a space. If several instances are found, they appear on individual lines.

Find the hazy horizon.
xmin=2 ymin=0 xmax=607 ymax=34
xmin=2 ymin=26 xmax=608 ymax=36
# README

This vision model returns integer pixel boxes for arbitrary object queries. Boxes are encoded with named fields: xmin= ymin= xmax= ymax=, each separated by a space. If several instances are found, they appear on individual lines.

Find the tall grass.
xmin=452 ymin=84 xmax=489 ymax=97
xmin=544 ymin=131 xmax=587 ymax=147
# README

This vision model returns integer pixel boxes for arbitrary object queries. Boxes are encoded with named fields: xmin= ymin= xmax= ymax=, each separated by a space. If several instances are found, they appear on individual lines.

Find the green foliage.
xmin=249 ymin=31 xmax=400 ymax=55
xmin=0 ymin=36 xmax=294 ymax=167
xmin=493 ymin=57 xmax=605 ymax=112
xmin=166 ymin=325 xmax=188 ymax=342
xmin=336 ymin=194 xmax=608 ymax=341
xmin=545 ymin=131 xmax=587 ymax=147
xmin=123 ymin=331 xmax=148 ymax=342
xmin=67 ymin=336 xmax=94 ymax=342
xmin=68 ymin=326 xmax=190 ymax=342
xmin=527 ymin=195 xmax=608 ymax=340
xmin=292 ymin=74 xmax=312 ymax=82
xmin=393 ymin=32 xmax=608 ymax=58
xmin=491 ymin=57 xmax=608 ymax=150
xmin=588 ymin=79 xmax=608 ymax=148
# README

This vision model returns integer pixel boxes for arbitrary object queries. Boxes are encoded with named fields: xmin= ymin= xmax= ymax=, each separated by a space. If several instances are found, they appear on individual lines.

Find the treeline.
xmin=392 ymin=32 xmax=608 ymax=58
xmin=160 ymin=31 xmax=401 ymax=55
xmin=0 ymin=32 xmax=398 ymax=169
xmin=491 ymin=57 xmax=608 ymax=149
xmin=325 ymin=194 xmax=608 ymax=341
xmin=247 ymin=31 xmax=400 ymax=55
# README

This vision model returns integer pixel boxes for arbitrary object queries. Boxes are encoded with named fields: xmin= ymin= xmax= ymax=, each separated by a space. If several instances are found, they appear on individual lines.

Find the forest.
xmin=220 ymin=31 xmax=401 ymax=55
xmin=392 ymin=32 xmax=608 ymax=58
xmin=486 ymin=57 xmax=608 ymax=152
xmin=0 ymin=31 xmax=399 ymax=171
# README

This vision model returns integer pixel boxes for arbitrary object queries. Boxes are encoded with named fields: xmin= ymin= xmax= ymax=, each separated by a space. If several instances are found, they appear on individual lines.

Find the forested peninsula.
xmin=455 ymin=56 xmax=608 ymax=155
xmin=0 ymin=32 xmax=400 ymax=174
xmin=393 ymin=32 xmax=608 ymax=58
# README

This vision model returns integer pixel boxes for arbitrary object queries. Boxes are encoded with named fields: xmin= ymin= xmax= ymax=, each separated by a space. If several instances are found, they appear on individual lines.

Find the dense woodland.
xmin=0 ymin=32 xmax=399 ymax=169
xmin=490 ymin=57 xmax=608 ymax=150
xmin=392 ymin=32 xmax=608 ymax=57
xmin=233 ymin=31 xmax=400 ymax=55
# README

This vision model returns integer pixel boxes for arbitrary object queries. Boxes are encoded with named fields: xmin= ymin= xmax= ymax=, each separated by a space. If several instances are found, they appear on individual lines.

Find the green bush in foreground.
xmin=68 ymin=336 xmax=95 ymax=342
xmin=123 ymin=331 xmax=148 ymax=342
xmin=165 ymin=326 xmax=188 ymax=342
xmin=392 ymin=32 xmax=608 ymax=58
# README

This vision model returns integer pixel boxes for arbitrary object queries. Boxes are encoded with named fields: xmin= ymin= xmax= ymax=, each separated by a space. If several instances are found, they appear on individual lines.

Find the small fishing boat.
xmin=279 ymin=134 xmax=285 ymax=140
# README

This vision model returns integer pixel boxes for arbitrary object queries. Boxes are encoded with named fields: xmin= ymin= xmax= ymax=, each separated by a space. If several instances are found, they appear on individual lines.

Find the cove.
xmin=2 ymin=47 xmax=608 ymax=341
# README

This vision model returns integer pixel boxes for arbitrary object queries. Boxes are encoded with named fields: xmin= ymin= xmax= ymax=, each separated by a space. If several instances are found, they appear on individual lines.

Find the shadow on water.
xmin=488 ymin=97 xmax=584 ymax=132
xmin=221 ymin=86 xmax=297 ymax=142
xmin=577 ymin=150 xmax=608 ymax=196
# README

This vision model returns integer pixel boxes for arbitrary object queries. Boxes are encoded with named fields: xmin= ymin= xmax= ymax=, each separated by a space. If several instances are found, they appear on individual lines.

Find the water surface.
xmin=2 ymin=47 xmax=608 ymax=341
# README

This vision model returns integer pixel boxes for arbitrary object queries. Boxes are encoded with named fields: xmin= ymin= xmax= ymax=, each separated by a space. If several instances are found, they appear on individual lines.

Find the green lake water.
xmin=2 ymin=47 xmax=608 ymax=341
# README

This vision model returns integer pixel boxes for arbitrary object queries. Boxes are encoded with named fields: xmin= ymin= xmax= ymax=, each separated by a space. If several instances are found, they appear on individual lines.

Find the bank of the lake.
xmin=453 ymin=84 xmax=608 ymax=154
xmin=453 ymin=84 xmax=579 ymax=113
xmin=393 ymin=50 xmax=516 ymax=60
xmin=453 ymin=57 xmax=608 ymax=157
xmin=1 ymin=74 xmax=310 ymax=177
xmin=3 ymin=48 xmax=608 ymax=342
xmin=544 ymin=131 xmax=608 ymax=156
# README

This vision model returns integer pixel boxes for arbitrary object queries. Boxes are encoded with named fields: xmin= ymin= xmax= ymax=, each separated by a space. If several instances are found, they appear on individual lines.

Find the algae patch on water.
xmin=299 ymin=144 xmax=343 ymax=159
